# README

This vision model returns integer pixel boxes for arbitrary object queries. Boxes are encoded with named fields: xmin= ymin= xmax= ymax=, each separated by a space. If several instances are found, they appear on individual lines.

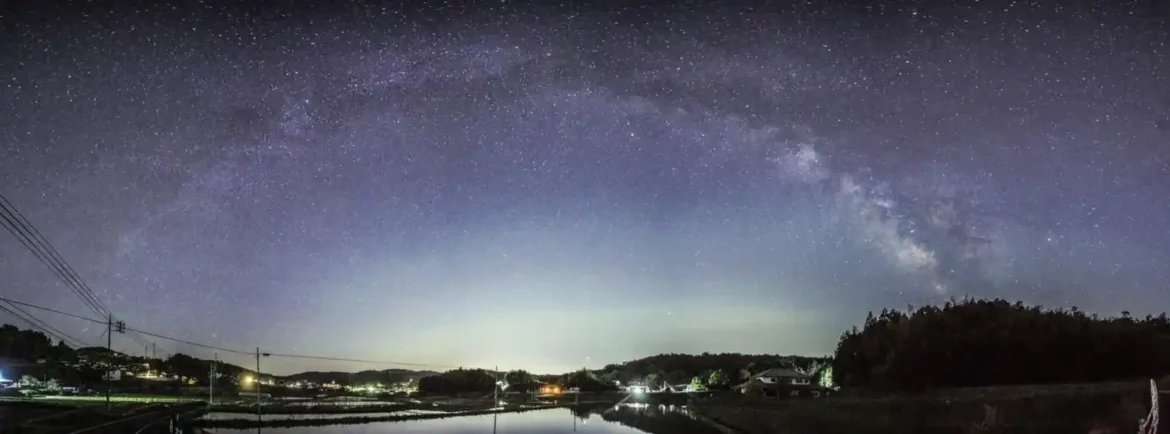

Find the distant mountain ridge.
xmin=274 ymin=353 xmax=832 ymax=383
xmin=602 ymin=352 xmax=830 ymax=373
xmin=281 ymin=369 xmax=440 ymax=384
xmin=3 ymin=324 xmax=826 ymax=385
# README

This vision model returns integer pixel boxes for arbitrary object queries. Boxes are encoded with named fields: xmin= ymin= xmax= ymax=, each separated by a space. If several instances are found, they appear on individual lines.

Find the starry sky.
xmin=1 ymin=0 xmax=1168 ymax=375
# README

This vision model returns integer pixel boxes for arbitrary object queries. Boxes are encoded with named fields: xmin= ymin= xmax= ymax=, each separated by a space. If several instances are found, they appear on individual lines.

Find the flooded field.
xmin=201 ymin=403 xmax=723 ymax=433
xmin=202 ymin=409 xmax=450 ymax=421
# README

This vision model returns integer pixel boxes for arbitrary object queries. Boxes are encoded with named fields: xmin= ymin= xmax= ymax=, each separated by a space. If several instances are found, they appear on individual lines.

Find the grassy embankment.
xmin=693 ymin=381 xmax=1164 ymax=434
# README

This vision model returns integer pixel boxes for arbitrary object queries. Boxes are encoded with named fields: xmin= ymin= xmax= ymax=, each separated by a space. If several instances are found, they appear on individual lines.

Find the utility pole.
xmin=255 ymin=347 xmax=261 ymax=425
xmin=575 ymin=366 xmax=583 ymax=406
xmin=209 ymin=353 xmax=217 ymax=406
xmin=493 ymin=366 xmax=498 ymax=406
xmin=104 ymin=315 xmax=125 ymax=414
xmin=105 ymin=313 xmax=112 ymax=414
xmin=152 ymin=342 xmax=156 ymax=359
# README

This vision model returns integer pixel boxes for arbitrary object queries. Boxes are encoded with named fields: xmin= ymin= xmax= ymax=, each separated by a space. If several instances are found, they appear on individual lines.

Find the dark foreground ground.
xmin=0 ymin=400 xmax=203 ymax=433
xmin=693 ymin=381 xmax=1166 ymax=434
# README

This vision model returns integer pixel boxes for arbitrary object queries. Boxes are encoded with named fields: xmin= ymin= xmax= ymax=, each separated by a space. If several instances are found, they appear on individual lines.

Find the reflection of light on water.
xmin=616 ymin=403 xmax=688 ymax=412
xmin=201 ymin=410 xmax=447 ymax=421
xmin=203 ymin=406 xmax=720 ymax=433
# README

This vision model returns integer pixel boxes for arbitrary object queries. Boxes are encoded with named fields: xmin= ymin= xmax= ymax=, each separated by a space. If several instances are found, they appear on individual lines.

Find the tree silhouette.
xmin=417 ymin=368 xmax=495 ymax=395
xmin=833 ymin=298 xmax=1170 ymax=392
xmin=504 ymin=369 xmax=535 ymax=392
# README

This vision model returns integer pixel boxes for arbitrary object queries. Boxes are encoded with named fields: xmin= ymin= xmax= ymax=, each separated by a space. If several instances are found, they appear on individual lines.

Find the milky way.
xmin=1 ymin=1 xmax=1167 ymax=374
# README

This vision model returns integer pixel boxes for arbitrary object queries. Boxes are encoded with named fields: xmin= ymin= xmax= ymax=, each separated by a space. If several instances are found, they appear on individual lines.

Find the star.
xmin=0 ymin=0 xmax=1165 ymax=375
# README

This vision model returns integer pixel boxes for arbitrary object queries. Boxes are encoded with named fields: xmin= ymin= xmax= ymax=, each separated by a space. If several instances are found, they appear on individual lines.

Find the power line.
xmin=123 ymin=327 xmax=253 ymax=356
xmin=0 ymin=211 xmax=107 ymax=317
xmin=0 ymin=195 xmax=110 ymax=317
xmin=0 ymin=303 xmax=86 ymax=348
xmin=262 ymin=352 xmax=459 ymax=369
xmin=0 ymin=200 xmax=464 ymax=371
xmin=0 ymin=296 xmax=249 ymax=355
xmin=0 ymin=195 xmax=165 ymax=358
xmin=0 ymin=296 xmax=105 ymax=324
xmin=0 ymin=303 xmax=71 ymax=346
xmin=0 ymin=300 xmax=91 ymax=348
xmin=126 ymin=331 xmax=170 ymax=359
xmin=0 ymin=296 xmax=466 ymax=370
xmin=0 ymin=296 xmax=169 ymax=358
xmin=0 ymin=194 xmax=110 ymax=315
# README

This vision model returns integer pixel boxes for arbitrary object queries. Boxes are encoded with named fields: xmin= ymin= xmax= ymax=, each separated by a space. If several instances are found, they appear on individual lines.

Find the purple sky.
xmin=1 ymin=0 xmax=1167 ymax=374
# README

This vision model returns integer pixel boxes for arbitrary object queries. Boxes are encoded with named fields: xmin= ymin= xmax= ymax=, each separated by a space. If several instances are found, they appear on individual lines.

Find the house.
xmin=733 ymin=368 xmax=828 ymax=399
xmin=537 ymin=383 xmax=561 ymax=395
xmin=623 ymin=383 xmax=649 ymax=394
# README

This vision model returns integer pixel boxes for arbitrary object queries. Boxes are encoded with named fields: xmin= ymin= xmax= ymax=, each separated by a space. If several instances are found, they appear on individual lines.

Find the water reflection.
xmin=598 ymin=403 xmax=715 ymax=434
xmin=201 ymin=410 xmax=447 ymax=421
xmin=203 ymin=404 xmax=722 ymax=434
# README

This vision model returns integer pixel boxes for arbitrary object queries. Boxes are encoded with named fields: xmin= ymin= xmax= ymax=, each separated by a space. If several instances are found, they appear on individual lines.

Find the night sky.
xmin=1 ymin=0 xmax=1168 ymax=375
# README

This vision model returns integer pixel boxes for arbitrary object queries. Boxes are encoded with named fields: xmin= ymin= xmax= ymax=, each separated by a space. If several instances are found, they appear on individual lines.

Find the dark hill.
xmin=281 ymin=369 xmax=439 ymax=384
xmin=602 ymin=352 xmax=829 ymax=376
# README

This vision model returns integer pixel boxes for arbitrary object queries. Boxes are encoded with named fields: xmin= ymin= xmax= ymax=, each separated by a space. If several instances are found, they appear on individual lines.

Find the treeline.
xmin=158 ymin=353 xmax=250 ymax=388
xmin=283 ymin=369 xmax=438 ymax=386
xmin=833 ymin=298 xmax=1170 ymax=392
xmin=598 ymin=353 xmax=830 ymax=388
xmin=416 ymin=367 xmax=623 ymax=395
xmin=417 ymin=368 xmax=497 ymax=394
xmin=0 ymin=324 xmax=74 ymax=361
xmin=416 ymin=353 xmax=832 ymax=395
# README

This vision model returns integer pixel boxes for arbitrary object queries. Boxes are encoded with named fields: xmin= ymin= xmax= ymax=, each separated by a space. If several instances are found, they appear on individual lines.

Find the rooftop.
xmin=753 ymin=368 xmax=811 ymax=379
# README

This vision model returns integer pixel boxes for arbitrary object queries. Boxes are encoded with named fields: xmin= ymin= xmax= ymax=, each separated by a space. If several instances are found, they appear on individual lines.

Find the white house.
xmin=751 ymin=368 xmax=812 ymax=386
xmin=733 ymin=368 xmax=818 ymax=398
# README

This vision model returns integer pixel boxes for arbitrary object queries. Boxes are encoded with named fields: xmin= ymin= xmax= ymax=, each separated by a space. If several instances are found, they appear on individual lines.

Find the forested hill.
xmin=597 ymin=352 xmax=832 ymax=387
xmin=3 ymin=324 xmax=826 ymax=389
xmin=281 ymin=369 xmax=440 ymax=384
xmin=0 ymin=324 xmax=75 ymax=361
xmin=833 ymin=298 xmax=1170 ymax=392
